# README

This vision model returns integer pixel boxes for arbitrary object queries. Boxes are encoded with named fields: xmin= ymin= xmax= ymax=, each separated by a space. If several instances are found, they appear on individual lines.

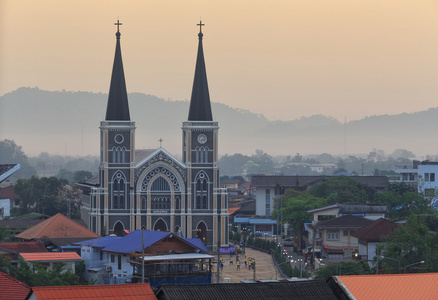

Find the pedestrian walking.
xmin=230 ymin=257 xmax=233 ymax=265
xmin=237 ymin=260 xmax=240 ymax=270
xmin=244 ymin=256 xmax=247 ymax=267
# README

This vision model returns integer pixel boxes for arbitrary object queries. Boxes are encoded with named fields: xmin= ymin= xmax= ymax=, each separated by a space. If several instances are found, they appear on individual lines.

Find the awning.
xmin=142 ymin=253 xmax=214 ymax=262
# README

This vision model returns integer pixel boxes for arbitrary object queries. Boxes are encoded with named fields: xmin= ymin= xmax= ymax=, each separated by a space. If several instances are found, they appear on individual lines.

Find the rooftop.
xmin=0 ymin=271 xmax=31 ymax=300
xmin=31 ymin=282 xmax=156 ymax=300
xmin=335 ymin=273 xmax=438 ymax=300
xmin=20 ymin=252 xmax=81 ymax=262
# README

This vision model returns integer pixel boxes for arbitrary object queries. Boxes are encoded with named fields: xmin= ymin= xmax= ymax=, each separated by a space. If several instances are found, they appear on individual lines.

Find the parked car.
xmin=283 ymin=238 xmax=293 ymax=247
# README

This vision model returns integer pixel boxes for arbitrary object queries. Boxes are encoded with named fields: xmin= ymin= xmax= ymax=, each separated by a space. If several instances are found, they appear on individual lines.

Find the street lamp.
xmin=380 ymin=256 xmax=401 ymax=274
xmin=404 ymin=261 xmax=425 ymax=274
xmin=141 ymin=225 xmax=145 ymax=283
xmin=297 ymin=258 xmax=303 ymax=278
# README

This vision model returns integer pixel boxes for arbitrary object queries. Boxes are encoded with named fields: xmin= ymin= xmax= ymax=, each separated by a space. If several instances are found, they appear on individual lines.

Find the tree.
xmin=377 ymin=215 xmax=438 ymax=273
xmin=314 ymin=261 xmax=369 ymax=280
xmin=373 ymin=191 xmax=433 ymax=220
xmin=57 ymin=184 xmax=83 ymax=218
xmin=218 ymin=153 xmax=251 ymax=176
xmin=73 ymin=170 xmax=93 ymax=183
xmin=0 ymin=257 xmax=80 ymax=286
xmin=0 ymin=139 xmax=36 ymax=180
xmin=309 ymin=176 xmax=371 ymax=204
xmin=13 ymin=176 xmax=70 ymax=216
xmin=273 ymin=190 xmax=327 ymax=247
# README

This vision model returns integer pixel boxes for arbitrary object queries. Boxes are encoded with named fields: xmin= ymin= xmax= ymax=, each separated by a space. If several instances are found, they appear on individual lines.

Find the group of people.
xmin=219 ymin=255 xmax=256 ymax=271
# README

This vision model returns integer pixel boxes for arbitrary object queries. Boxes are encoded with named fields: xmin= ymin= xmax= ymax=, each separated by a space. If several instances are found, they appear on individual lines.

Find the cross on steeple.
xmin=114 ymin=20 xmax=122 ymax=32
xmin=197 ymin=20 xmax=205 ymax=32
xmin=159 ymin=138 xmax=164 ymax=148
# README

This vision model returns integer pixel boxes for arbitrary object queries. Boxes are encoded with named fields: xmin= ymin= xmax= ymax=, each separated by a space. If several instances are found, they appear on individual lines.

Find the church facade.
xmin=82 ymin=22 xmax=229 ymax=250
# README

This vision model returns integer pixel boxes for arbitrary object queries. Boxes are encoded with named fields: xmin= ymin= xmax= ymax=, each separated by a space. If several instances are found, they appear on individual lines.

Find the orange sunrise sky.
xmin=1 ymin=0 xmax=438 ymax=122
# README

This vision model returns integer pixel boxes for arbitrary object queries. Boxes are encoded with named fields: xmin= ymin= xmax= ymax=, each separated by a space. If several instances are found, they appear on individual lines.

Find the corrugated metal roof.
xmin=0 ymin=271 xmax=31 ymax=300
xmin=20 ymin=252 xmax=81 ymax=262
xmin=156 ymin=281 xmax=338 ymax=300
xmin=73 ymin=235 xmax=122 ymax=248
xmin=102 ymin=230 xmax=169 ymax=253
xmin=31 ymin=283 xmax=156 ymax=300
xmin=336 ymin=273 xmax=438 ymax=300
xmin=102 ymin=230 xmax=208 ymax=254
xmin=0 ymin=241 xmax=47 ymax=254
xmin=316 ymin=214 xmax=373 ymax=228
xmin=142 ymin=253 xmax=214 ymax=262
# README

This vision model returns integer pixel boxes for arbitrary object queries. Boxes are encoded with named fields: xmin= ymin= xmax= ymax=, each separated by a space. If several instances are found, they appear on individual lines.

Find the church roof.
xmin=188 ymin=22 xmax=213 ymax=121
xmin=105 ymin=21 xmax=130 ymax=121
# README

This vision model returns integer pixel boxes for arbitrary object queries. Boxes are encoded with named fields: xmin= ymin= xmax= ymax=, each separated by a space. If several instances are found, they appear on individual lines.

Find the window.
xmin=424 ymin=173 xmax=435 ymax=182
xmin=327 ymin=230 xmax=339 ymax=240
xmin=265 ymin=189 xmax=270 ymax=203
xmin=111 ymin=254 xmax=115 ymax=263
xmin=402 ymin=173 xmax=408 ymax=181
xmin=266 ymin=209 xmax=270 ymax=215
xmin=343 ymin=230 xmax=349 ymax=236
xmin=318 ymin=215 xmax=336 ymax=221
xmin=118 ymin=255 xmax=122 ymax=270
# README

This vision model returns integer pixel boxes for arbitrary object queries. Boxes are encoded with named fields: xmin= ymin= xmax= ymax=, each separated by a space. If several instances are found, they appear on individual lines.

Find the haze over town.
xmin=1 ymin=1 xmax=438 ymax=157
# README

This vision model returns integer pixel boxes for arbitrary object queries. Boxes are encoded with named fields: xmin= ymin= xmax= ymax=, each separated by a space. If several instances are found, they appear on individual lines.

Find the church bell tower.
xmin=182 ymin=22 xmax=228 ymax=248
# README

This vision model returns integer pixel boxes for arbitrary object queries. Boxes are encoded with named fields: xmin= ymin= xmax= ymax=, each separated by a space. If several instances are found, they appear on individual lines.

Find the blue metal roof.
xmin=185 ymin=238 xmax=208 ymax=253
xmin=73 ymin=235 xmax=122 ymax=248
xmin=103 ymin=230 xmax=169 ymax=253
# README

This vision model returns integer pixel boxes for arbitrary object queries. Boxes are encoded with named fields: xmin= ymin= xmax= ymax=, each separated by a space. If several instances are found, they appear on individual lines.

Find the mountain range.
xmin=0 ymin=87 xmax=436 ymax=158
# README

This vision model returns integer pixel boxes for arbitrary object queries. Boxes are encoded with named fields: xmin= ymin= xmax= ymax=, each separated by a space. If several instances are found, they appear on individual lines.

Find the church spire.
xmin=188 ymin=21 xmax=213 ymax=121
xmin=105 ymin=20 xmax=130 ymax=121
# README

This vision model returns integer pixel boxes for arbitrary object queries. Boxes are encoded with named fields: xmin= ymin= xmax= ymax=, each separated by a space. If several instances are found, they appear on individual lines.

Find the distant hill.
xmin=0 ymin=87 xmax=436 ymax=157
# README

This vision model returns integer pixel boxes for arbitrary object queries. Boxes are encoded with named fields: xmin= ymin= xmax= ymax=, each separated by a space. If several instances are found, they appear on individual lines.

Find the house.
xmin=0 ymin=185 xmax=21 ymax=219
xmin=30 ymin=283 xmax=156 ymax=300
xmin=75 ymin=229 xmax=212 ymax=288
xmin=328 ymin=273 xmax=438 ymax=299
xmin=155 ymin=281 xmax=339 ymax=300
xmin=0 ymin=241 xmax=47 ymax=265
xmin=304 ymin=204 xmax=387 ymax=256
xmin=0 ymin=271 xmax=32 ymax=300
xmin=309 ymin=214 xmax=373 ymax=262
xmin=352 ymin=218 xmax=398 ymax=266
xmin=15 ymin=213 xmax=100 ymax=252
xmin=19 ymin=252 xmax=81 ymax=273
xmin=251 ymin=175 xmax=389 ymax=217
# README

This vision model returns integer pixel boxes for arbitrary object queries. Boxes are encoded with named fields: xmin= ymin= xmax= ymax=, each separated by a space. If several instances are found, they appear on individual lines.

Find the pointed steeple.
xmin=105 ymin=21 xmax=130 ymax=121
xmin=188 ymin=21 xmax=213 ymax=121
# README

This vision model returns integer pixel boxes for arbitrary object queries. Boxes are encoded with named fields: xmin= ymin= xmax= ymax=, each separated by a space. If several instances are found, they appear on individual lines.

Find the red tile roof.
xmin=31 ymin=283 xmax=157 ymax=299
xmin=0 ymin=185 xmax=19 ymax=199
xmin=351 ymin=218 xmax=398 ymax=242
xmin=0 ymin=241 xmax=48 ymax=254
xmin=336 ymin=273 xmax=438 ymax=300
xmin=20 ymin=252 xmax=81 ymax=262
xmin=15 ymin=213 xmax=100 ymax=240
xmin=0 ymin=271 xmax=31 ymax=300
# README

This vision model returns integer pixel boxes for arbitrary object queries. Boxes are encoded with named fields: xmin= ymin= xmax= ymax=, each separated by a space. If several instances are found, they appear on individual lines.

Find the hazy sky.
xmin=2 ymin=0 xmax=438 ymax=122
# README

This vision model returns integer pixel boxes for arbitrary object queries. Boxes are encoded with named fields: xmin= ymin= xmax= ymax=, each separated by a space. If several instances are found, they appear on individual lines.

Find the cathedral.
xmin=82 ymin=22 xmax=229 ymax=250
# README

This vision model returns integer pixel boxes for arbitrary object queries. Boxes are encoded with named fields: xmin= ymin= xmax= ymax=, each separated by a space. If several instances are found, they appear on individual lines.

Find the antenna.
xmin=344 ymin=116 xmax=347 ymax=155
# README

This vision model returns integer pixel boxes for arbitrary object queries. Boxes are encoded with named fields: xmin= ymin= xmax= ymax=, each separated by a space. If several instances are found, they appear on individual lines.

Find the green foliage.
xmin=378 ymin=215 xmax=438 ymax=273
xmin=73 ymin=170 xmax=93 ymax=183
xmin=13 ymin=176 xmax=81 ymax=217
xmin=273 ymin=190 xmax=327 ymax=245
xmin=373 ymin=191 xmax=433 ymax=220
xmin=314 ymin=261 xmax=368 ymax=280
xmin=309 ymin=176 xmax=372 ymax=204
xmin=0 ymin=139 xmax=36 ymax=180
xmin=0 ymin=257 xmax=80 ymax=286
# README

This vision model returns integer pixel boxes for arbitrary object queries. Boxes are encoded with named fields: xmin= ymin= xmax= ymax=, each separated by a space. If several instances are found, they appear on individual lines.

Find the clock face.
xmin=197 ymin=134 xmax=207 ymax=144
xmin=114 ymin=134 xmax=124 ymax=144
